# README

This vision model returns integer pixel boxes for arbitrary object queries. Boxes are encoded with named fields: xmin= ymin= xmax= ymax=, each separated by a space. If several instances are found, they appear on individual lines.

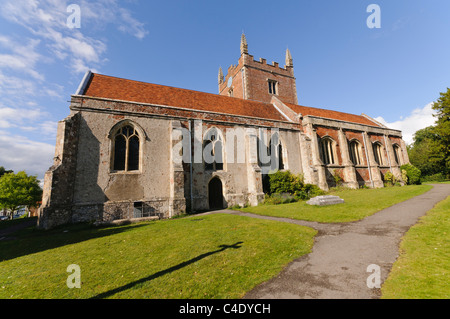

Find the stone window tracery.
xmin=319 ymin=137 xmax=336 ymax=165
xmin=349 ymin=140 xmax=363 ymax=165
xmin=257 ymin=132 xmax=285 ymax=171
xmin=203 ymin=128 xmax=224 ymax=171
xmin=372 ymin=142 xmax=384 ymax=166
xmin=393 ymin=144 xmax=402 ymax=165
xmin=112 ymin=124 xmax=140 ymax=172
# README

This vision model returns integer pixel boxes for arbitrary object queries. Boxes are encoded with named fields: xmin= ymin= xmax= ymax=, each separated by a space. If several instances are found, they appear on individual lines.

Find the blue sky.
xmin=0 ymin=0 xmax=449 ymax=181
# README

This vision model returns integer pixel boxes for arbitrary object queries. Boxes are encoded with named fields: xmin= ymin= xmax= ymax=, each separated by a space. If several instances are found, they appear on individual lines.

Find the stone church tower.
xmin=218 ymin=34 xmax=298 ymax=105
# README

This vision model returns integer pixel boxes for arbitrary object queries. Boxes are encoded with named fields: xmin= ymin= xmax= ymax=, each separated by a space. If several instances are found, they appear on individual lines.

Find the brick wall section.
xmin=219 ymin=53 xmax=298 ymax=104
xmin=219 ymin=59 xmax=245 ymax=99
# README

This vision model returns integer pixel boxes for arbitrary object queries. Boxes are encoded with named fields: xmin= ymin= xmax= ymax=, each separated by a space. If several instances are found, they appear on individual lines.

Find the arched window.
xmin=319 ymin=137 xmax=336 ymax=165
xmin=372 ymin=142 xmax=384 ymax=166
xmin=393 ymin=144 xmax=402 ymax=165
xmin=112 ymin=124 xmax=140 ymax=172
xmin=257 ymin=131 xmax=285 ymax=171
xmin=349 ymin=140 xmax=362 ymax=165
xmin=203 ymin=128 xmax=224 ymax=171
xmin=268 ymin=135 xmax=284 ymax=170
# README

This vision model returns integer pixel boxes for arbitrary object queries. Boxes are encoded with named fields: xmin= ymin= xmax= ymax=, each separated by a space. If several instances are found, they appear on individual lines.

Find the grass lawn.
xmin=381 ymin=195 xmax=450 ymax=299
xmin=0 ymin=213 xmax=316 ymax=299
xmin=239 ymin=185 xmax=433 ymax=223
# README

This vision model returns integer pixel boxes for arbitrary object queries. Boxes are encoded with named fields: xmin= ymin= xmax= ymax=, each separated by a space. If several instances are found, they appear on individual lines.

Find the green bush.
xmin=401 ymin=169 xmax=408 ymax=184
xmin=400 ymin=164 xmax=422 ymax=185
xmin=264 ymin=170 xmax=325 ymax=204
xmin=383 ymin=171 xmax=396 ymax=186
xmin=268 ymin=170 xmax=304 ymax=194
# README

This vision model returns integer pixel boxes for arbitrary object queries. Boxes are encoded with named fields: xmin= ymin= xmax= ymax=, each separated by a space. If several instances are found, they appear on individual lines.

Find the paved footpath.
xmin=210 ymin=184 xmax=450 ymax=299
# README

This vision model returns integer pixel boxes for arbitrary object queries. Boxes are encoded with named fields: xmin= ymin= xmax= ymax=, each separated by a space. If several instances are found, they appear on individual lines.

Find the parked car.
xmin=0 ymin=216 xmax=9 ymax=221
xmin=13 ymin=212 xmax=26 ymax=219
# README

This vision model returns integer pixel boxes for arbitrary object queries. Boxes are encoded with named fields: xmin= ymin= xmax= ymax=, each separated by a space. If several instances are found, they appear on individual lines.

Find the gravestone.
xmin=306 ymin=195 xmax=345 ymax=206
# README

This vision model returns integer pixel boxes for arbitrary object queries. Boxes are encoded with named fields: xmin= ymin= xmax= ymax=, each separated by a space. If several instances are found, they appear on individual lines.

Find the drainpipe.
xmin=189 ymin=120 xmax=194 ymax=213
xmin=362 ymin=132 xmax=374 ymax=188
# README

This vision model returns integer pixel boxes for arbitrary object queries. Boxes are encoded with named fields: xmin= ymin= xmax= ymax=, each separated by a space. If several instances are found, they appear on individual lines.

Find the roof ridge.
xmin=83 ymin=72 xmax=288 ymax=122
xmin=90 ymin=73 xmax=274 ymax=107
xmin=282 ymin=101 xmax=381 ymax=127
xmin=284 ymin=101 xmax=365 ymax=117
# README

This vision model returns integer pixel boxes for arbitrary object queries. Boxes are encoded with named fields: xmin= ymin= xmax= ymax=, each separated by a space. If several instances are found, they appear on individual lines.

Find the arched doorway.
xmin=208 ymin=177 xmax=224 ymax=210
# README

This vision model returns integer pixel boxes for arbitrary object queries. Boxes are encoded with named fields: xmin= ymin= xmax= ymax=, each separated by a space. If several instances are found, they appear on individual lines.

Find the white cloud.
xmin=0 ymin=106 xmax=57 ymax=145
xmin=0 ymin=71 xmax=37 ymax=96
xmin=117 ymin=7 xmax=149 ymax=40
xmin=0 ymin=107 xmax=44 ymax=129
xmin=0 ymin=131 xmax=54 ymax=181
xmin=374 ymin=102 xmax=437 ymax=145
xmin=0 ymin=36 xmax=44 ymax=80
xmin=0 ymin=0 xmax=148 ymax=74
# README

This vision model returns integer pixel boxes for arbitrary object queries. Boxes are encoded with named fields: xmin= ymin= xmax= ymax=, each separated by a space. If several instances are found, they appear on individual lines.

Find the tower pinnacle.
xmin=285 ymin=48 xmax=293 ymax=67
xmin=218 ymin=67 xmax=224 ymax=85
xmin=240 ymin=33 xmax=248 ymax=55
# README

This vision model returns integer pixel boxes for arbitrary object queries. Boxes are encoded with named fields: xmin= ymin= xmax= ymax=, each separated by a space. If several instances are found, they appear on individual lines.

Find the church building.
xmin=38 ymin=34 xmax=409 ymax=229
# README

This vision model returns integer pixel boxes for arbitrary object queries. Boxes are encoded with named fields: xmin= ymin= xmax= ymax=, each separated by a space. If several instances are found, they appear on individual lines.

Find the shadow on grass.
xmin=0 ymin=218 xmax=150 ymax=262
xmin=91 ymin=241 xmax=244 ymax=299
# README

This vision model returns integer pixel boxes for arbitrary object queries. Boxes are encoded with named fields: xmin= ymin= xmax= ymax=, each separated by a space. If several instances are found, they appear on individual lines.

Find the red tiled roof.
xmin=81 ymin=73 xmax=381 ymax=127
xmin=82 ymin=73 xmax=287 ymax=122
xmin=283 ymin=102 xmax=381 ymax=127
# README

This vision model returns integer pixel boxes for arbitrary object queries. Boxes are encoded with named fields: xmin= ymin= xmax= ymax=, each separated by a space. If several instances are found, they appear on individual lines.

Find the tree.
xmin=408 ymin=88 xmax=450 ymax=179
xmin=431 ymin=88 xmax=450 ymax=176
xmin=0 ymin=166 xmax=13 ymax=177
xmin=408 ymin=126 xmax=444 ymax=176
xmin=0 ymin=171 xmax=42 ymax=220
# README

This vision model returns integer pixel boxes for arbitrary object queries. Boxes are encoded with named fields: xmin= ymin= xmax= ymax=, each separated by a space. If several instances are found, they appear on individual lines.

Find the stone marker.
xmin=306 ymin=195 xmax=345 ymax=206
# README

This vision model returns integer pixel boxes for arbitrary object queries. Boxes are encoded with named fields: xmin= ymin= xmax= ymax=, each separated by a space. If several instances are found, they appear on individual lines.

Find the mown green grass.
xmin=239 ymin=185 xmax=433 ymax=223
xmin=381 ymin=195 xmax=450 ymax=299
xmin=0 ymin=213 xmax=316 ymax=299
